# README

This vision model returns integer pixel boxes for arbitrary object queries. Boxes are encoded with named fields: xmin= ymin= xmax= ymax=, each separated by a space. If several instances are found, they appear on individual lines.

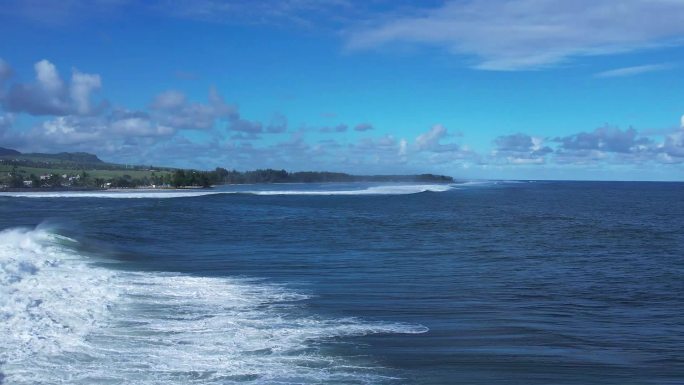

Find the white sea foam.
xmin=449 ymin=180 xmax=532 ymax=189
xmin=0 ymin=226 xmax=427 ymax=384
xmin=455 ymin=180 xmax=497 ymax=187
xmin=0 ymin=184 xmax=454 ymax=199
xmin=250 ymin=184 xmax=453 ymax=196
xmin=0 ymin=190 xmax=221 ymax=199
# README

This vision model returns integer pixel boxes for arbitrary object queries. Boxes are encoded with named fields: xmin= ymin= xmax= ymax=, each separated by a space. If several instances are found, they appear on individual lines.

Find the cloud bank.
xmin=347 ymin=0 xmax=684 ymax=70
xmin=0 ymin=58 xmax=682 ymax=178
xmin=4 ymin=60 xmax=104 ymax=116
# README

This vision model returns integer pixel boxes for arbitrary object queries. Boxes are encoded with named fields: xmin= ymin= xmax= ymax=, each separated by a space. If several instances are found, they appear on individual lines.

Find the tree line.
xmin=3 ymin=166 xmax=453 ymax=190
xmin=170 ymin=168 xmax=453 ymax=187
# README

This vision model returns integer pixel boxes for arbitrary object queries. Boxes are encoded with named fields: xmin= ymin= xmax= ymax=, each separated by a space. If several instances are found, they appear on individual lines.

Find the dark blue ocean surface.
xmin=1 ymin=181 xmax=683 ymax=384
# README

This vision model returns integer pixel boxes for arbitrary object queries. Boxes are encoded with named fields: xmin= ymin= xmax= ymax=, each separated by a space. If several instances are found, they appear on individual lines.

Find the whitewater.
xmin=0 ymin=226 xmax=427 ymax=384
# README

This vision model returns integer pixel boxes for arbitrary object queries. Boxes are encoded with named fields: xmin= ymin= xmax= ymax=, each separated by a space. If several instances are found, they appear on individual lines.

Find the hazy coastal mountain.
xmin=0 ymin=147 xmax=21 ymax=156
xmin=0 ymin=148 xmax=103 ymax=164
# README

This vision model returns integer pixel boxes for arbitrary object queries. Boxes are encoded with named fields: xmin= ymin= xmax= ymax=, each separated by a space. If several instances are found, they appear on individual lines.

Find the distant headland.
xmin=0 ymin=147 xmax=453 ymax=190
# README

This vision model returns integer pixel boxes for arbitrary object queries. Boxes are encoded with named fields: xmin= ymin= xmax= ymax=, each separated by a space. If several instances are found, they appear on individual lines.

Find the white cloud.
xmin=415 ymin=124 xmax=460 ymax=152
xmin=492 ymin=133 xmax=552 ymax=164
xmin=595 ymin=63 xmax=673 ymax=78
xmin=415 ymin=124 xmax=446 ymax=150
xmin=411 ymin=124 xmax=477 ymax=167
xmin=554 ymin=126 xmax=652 ymax=154
xmin=398 ymin=138 xmax=407 ymax=156
xmin=4 ymin=59 xmax=103 ymax=115
xmin=6 ymin=110 xmax=177 ymax=153
xmin=110 ymin=117 xmax=174 ymax=137
xmin=662 ymin=129 xmax=684 ymax=159
xmin=35 ymin=59 xmax=63 ymax=92
xmin=40 ymin=116 xmax=102 ymax=144
xmin=151 ymin=90 xmax=186 ymax=110
xmin=150 ymin=88 xmax=237 ymax=130
xmin=230 ymin=118 xmax=263 ymax=135
xmin=70 ymin=70 xmax=102 ymax=114
xmin=346 ymin=0 xmax=684 ymax=70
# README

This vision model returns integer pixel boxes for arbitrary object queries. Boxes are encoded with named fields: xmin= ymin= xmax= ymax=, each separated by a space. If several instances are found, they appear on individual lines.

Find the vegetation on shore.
xmin=0 ymin=147 xmax=454 ymax=190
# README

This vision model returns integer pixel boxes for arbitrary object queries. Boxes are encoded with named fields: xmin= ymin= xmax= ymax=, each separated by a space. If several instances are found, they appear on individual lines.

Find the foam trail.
xmin=0 ymin=184 xmax=454 ymax=199
xmin=250 ymin=184 xmax=453 ymax=196
xmin=0 ymin=226 xmax=427 ymax=384
xmin=457 ymin=180 xmax=533 ymax=186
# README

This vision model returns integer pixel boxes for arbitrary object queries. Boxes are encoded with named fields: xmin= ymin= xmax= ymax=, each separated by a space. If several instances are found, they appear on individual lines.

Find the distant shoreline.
xmin=1 ymin=149 xmax=454 ymax=189
xmin=0 ymin=179 xmax=456 ymax=193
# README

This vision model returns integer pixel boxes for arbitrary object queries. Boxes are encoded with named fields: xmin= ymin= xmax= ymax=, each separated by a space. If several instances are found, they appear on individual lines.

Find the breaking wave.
xmin=0 ymin=184 xmax=454 ymax=199
xmin=249 ymin=184 xmax=453 ymax=196
xmin=0 ymin=226 xmax=427 ymax=384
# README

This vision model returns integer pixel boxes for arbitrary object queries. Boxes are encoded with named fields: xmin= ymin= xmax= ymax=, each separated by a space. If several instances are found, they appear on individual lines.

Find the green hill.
xmin=28 ymin=152 xmax=104 ymax=164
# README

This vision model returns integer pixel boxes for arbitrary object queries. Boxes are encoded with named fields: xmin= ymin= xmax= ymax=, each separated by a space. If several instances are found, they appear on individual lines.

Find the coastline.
xmin=1 ymin=179 xmax=457 ymax=193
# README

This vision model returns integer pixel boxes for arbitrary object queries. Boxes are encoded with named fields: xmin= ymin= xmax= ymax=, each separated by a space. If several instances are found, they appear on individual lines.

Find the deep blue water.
xmin=1 ymin=181 xmax=683 ymax=384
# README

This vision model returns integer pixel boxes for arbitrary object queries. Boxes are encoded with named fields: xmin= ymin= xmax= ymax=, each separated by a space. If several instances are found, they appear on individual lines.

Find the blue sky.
xmin=1 ymin=0 xmax=683 ymax=180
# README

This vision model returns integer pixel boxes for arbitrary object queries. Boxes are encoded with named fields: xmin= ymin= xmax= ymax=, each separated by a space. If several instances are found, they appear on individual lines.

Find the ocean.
xmin=1 ymin=181 xmax=682 ymax=384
